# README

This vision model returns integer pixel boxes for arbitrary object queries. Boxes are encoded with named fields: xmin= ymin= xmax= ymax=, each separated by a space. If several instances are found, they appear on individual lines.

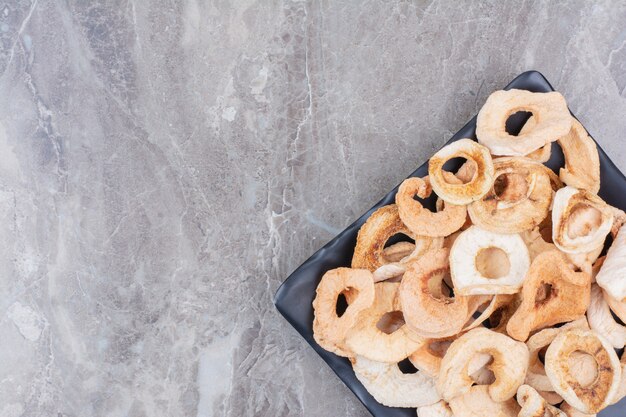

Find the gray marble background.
xmin=1 ymin=1 xmax=626 ymax=416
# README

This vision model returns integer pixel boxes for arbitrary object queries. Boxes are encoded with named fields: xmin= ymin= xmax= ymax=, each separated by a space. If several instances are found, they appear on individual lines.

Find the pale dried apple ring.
xmin=399 ymin=248 xmax=469 ymax=338
xmin=312 ymin=268 xmax=375 ymax=356
xmin=344 ymin=282 xmax=423 ymax=363
xmin=437 ymin=327 xmax=529 ymax=402
xmin=468 ymin=157 xmax=553 ymax=234
xmin=448 ymin=385 xmax=520 ymax=417
xmin=552 ymin=186 xmax=614 ymax=254
xmin=506 ymin=251 xmax=590 ymax=341
xmin=596 ymin=224 xmax=626 ymax=302
xmin=351 ymin=355 xmax=440 ymax=407
xmin=450 ymin=226 xmax=530 ymax=295
xmin=565 ymin=243 xmax=603 ymax=275
xmin=428 ymin=139 xmax=495 ymax=205
xmin=525 ymin=318 xmax=589 ymax=392
xmin=558 ymin=118 xmax=600 ymax=194
xmin=352 ymin=204 xmax=442 ymax=271
xmin=545 ymin=328 xmax=621 ymax=414
xmin=517 ymin=385 xmax=567 ymax=417
xmin=396 ymin=176 xmax=466 ymax=237
xmin=417 ymin=401 xmax=454 ymax=417
xmin=587 ymin=284 xmax=626 ymax=349
xmin=408 ymin=336 xmax=457 ymax=378
xmin=476 ymin=89 xmax=571 ymax=156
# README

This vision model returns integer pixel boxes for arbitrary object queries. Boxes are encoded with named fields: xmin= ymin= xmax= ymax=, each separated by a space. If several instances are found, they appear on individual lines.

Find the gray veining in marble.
xmin=1 ymin=1 xmax=626 ymax=416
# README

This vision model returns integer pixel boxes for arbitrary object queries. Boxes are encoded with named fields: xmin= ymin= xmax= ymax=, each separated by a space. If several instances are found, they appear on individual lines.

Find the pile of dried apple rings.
xmin=312 ymin=88 xmax=626 ymax=417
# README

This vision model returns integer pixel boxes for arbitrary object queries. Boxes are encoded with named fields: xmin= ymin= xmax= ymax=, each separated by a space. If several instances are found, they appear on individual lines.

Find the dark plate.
xmin=273 ymin=71 xmax=626 ymax=416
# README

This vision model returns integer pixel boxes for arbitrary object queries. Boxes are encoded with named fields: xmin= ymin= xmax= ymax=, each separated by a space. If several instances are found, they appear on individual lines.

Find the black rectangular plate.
xmin=274 ymin=71 xmax=626 ymax=417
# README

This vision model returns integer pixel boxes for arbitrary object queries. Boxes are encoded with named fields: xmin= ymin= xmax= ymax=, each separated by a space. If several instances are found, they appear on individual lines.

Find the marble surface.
xmin=1 ymin=1 xmax=626 ymax=416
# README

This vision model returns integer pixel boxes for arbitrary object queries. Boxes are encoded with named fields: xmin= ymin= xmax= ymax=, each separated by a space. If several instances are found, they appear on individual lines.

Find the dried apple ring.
xmin=450 ymin=226 xmax=530 ymax=295
xmin=476 ymin=89 xmax=571 ymax=156
xmin=525 ymin=318 xmax=589 ymax=392
xmin=587 ymin=284 xmax=626 ymax=349
xmin=437 ymin=327 xmax=529 ymax=402
xmin=351 ymin=355 xmax=440 ymax=408
xmin=344 ymin=282 xmax=423 ymax=363
xmin=399 ymin=248 xmax=469 ymax=338
xmin=517 ymin=385 xmax=567 ymax=417
xmin=552 ymin=186 xmax=614 ymax=254
xmin=396 ymin=175 xmax=466 ymax=237
xmin=448 ymin=385 xmax=520 ymax=417
xmin=558 ymin=118 xmax=600 ymax=194
xmin=352 ymin=204 xmax=442 ymax=271
xmin=468 ymin=157 xmax=553 ymax=234
xmin=408 ymin=336 xmax=457 ymax=378
xmin=596 ymin=224 xmax=626 ymax=302
xmin=312 ymin=268 xmax=375 ymax=356
xmin=507 ymin=251 xmax=590 ymax=341
xmin=428 ymin=139 xmax=495 ymax=205
xmin=518 ymin=115 xmax=552 ymax=162
xmin=545 ymin=328 xmax=621 ymax=414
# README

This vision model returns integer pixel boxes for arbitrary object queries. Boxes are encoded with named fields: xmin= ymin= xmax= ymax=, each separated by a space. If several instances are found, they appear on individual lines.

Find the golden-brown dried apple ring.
xmin=437 ymin=327 xmax=529 ymax=402
xmin=517 ymin=385 xmax=567 ymax=417
xmin=449 ymin=385 xmax=520 ymax=417
xmin=399 ymin=248 xmax=469 ymax=339
xmin=545 ymin=328 xmax=621 ymax=414
xmin=450 ymin=226 xmax=530 ymax=295
xmin=396 ymin=175 xmax=466 ymax=237
xmin=476 ymin=89 xmax=572 ymax=156
xmin=506 ymin=251 xmax=590 ymax=341
xmin=352 ymin=204 xmax=442 ymax=271
xmin=552 ymin=186 xmax=613 ymax=254
xmin=417 ymin=401 xmax=454 ymax=417
xmin=350 ymin=355 xmax=440 ymax=408
xmin=587 ymin=284 xmax=626 ymax=349
xmin=408 ymin=336 xmax=457 ymax=378
xmin=468 ymin=157 xmax=553 ymax=234
xmin=558 ymin=118 xmax=600 ymax=194
xmin=525 ymin=318 xmax=589 ymax=392
xmin=344 ymin=282 xmax=423 ymax=363
xmin=312 ymin=268 xmax=375 ymax=356
xmin=428 ymin=139 xmax=495 ymax=205
xmin=596 ymin=224 xmax=626 ymax=302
